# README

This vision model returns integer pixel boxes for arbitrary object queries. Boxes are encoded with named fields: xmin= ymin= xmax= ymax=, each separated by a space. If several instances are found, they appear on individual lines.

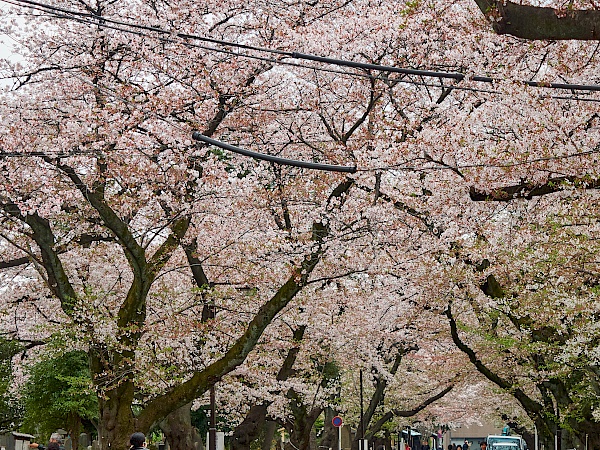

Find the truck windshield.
xmin=488 ymin=438 xmax=522 ymax=450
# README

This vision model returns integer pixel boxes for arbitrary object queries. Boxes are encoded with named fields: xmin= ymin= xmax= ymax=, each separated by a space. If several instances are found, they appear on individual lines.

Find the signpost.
xmin=332 ymin=416 xmax=343 ymax=450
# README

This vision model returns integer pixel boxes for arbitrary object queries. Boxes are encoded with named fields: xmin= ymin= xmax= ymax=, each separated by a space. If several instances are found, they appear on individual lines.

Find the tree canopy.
xmin=0 ymin=0 xmax=599 ymax=449
xmin=20 ymin=351 xmax=98 ymax=445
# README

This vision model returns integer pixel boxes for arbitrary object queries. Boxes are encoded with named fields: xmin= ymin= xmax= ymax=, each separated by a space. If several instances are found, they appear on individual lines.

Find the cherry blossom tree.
xmin=441 ymin=193 xmax=600 ymax=450
xmin=1 ymin=0 xmax=600 ymax=449
xmin=0 ymin=1 xmax=358 ymax=448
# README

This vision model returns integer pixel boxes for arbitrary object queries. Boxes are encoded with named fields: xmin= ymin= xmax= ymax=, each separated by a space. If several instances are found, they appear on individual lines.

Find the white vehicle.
xmin=486 ymin=435 xmax=527 ymax=450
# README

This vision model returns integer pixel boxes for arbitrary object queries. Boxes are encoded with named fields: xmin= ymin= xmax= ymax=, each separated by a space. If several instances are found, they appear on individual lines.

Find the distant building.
xmin=0 ymin=432 xmax=36 ymax=450
xmin=444 ymin=422 xmax=504 ymax=449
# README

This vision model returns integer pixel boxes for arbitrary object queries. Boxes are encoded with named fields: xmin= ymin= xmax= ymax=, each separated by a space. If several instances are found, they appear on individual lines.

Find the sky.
xmin=0 ymin=22 xmax=15 ymax=58
xmin=1 ymin=1 xmax=21 ymax=59
xmin=0 ymin=5 xmax=26 ymax=88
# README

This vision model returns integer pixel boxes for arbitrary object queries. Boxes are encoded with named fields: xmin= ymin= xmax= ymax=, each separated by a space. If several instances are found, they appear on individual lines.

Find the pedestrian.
xmin=29 ymin=434 xmax=64 ymax=450
xmin=464 ymin=440 xmax=470 ymax=450
xmin=480 ymin=442 xmax=488 ymax=450
xmin=130 ymin=433 xmax=147 ymax=450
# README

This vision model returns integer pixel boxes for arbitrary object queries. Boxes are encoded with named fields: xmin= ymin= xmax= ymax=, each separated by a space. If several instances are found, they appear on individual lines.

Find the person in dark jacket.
xmin=130 ymin=432 xmax=146 ymax=450
xmin=29 ymin=433 xmax=64 ymax=450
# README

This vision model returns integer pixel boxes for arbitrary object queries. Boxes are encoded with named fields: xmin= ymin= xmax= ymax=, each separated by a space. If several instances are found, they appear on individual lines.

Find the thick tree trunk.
xmin=320 ymin=408 xmax=338 ymax=450
xmin=261 ymin=421 xmax=278 ymax=450
xmin=67 ymin=413 xmax=81 ymax=450
xmin=160 ymin=403 xmax=202 ymax=450
xmin=285 ymin=404 xmax=322 ymax=450
xmin=230 ymin=404 xmax=269 ymax=450
xmin=286 ymin=426 xmax=313 ymax=450
xmin=96 ymin=384 xmax=136 ymax=450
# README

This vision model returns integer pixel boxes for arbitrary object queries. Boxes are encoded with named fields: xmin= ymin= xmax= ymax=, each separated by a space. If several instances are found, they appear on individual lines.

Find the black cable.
xmin=2 ymin=0 xmax=600 ymax=172
xmin=4 ymin=0 xmax=600 ymax=93
xmin=8 ymin=0 xmax=600 ymax=100
xmin=545 ymin=95 xmax=600 ymax=103
xmin=3 ymin=0 xmax=293 ymax=56
xmin=192 ymin=132 xmax=357 ymax=173
xmin=2 ymin=0 xmax=507 ymax=96
xmin=291 ymin=52 xmax=600 ymax=92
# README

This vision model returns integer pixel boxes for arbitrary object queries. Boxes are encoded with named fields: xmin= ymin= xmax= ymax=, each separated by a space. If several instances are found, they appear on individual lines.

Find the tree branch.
xmin=470 ymin=175 xmax=600 ymax=201
xmin=136 ymin=229 xmax=327 ymax=431
xmin=357 ymin=346 xmax=415 ymax=443
xmin=0 ymin=199 xmax=77 ymax=314
xmin=358 ymin=183 xmax=443 ymax=236
xmin=50 ymin=159 xmax=147 ymax=273
xmin=473 ymin=0 xmax=600 ymax=40
xmin=445 ymin=302 xmax=544 ymax=416
xmin=366 ymin=384 xmax=454 ymax=439
xmin=137 ymin=179 xmax=355 ymax=431
xmin=0 ymin=256 xmax=30 ymax=269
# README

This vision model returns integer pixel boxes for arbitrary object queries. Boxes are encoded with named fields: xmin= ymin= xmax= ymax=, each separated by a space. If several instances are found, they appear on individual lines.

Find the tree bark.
xmin=469 ymin=176 xmax=600 ymax=202
xmin=95 ymin=383 xmax=136 ymax=450
xmin=67 ymin=412 xmax=81 ymax=450
xmin=285 ymin=409 xmax=322 ymax=450
xmin=160 ymin=403 xmax=201 ymax=450
xmin=230 ymin=404 xmax=269 ymax=450
xmin=261 ymin=421 xmax=278 ymax=450
xmin=473 ymin=0 xmax=600 ymax=40
xmin=320 ymin=408 xmax=338 ymax=450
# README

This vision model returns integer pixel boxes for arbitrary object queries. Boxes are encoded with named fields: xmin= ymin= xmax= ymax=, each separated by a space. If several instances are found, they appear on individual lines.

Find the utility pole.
xmin=209 ymin=384 xmax=216 ymax=450
xmin=360 ymin=369 xmax=365 ymax=450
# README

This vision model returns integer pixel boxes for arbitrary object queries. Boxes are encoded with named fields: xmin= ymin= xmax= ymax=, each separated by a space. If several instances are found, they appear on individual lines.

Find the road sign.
xmin=332 ymin=416 xmax=343 ymax=427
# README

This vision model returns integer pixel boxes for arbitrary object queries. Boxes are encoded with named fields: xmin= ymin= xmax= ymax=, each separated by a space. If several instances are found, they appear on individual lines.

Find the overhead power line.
xmin=291 ymin=52 xmax=600 ymax=92
xmin=2 ymin=0 xmax=600 ymax=173
xmin=192 ymin=132 xmax=357 ymax=173
xmin=4 ymin=0 xmax=600 ymax=94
